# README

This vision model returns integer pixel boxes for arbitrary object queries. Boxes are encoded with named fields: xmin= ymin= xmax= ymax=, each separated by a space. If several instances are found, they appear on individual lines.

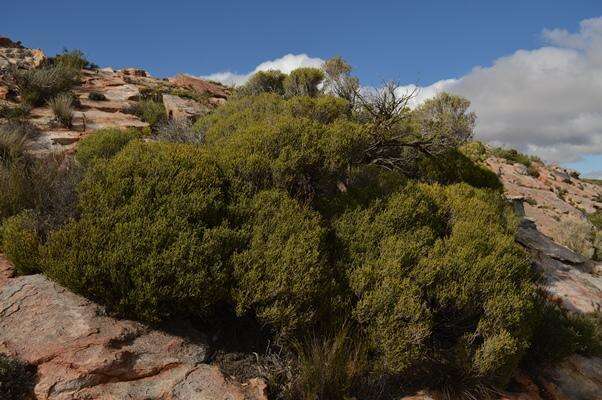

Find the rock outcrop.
xmin=0 ymin=256 xmax=267 ymax=400
xmin=0 ymin=36 xmax=45 ymax=72
xmin=486 ymin=156 xmax=601 ymax=250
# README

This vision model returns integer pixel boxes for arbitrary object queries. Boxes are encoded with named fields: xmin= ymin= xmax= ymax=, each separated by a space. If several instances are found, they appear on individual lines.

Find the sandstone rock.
xmin=0 ymin=257 xmax=267 ymax=400
xmin=120 ymin=68 xmax=148 ymax=77
xmin=486 ymin=156 xmax=602 ymax=245
xmin=103 ymin=84 xmax=140 ymax=101
xmin=169 ymin=74 xmax=229 ymax=99
xmin=163 ymin=93 xmax=209 ymax=120
xmin=517 ymin=219 xmax=586 ymax=264
xmin=0 ymin=38 xmax=45 ymax=71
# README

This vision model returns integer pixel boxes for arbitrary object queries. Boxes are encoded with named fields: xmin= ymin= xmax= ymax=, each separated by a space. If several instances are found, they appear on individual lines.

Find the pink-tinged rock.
xmin=169 ymin=74 xmax=230 ymax=99
xmin=163 ymin=93 xmax=209 ymax=120
xmin=119 ymin=68 xmax=148 ymax=77
xmin=485 ymin=157 xmax=602 ymax=245
xmin=0 ymin=263 xmax=267 ymax=400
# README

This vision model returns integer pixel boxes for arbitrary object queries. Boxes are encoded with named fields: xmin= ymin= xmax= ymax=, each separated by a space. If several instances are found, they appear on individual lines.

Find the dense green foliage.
xmin=75 ymin=128 xmax=140 ymax=168
xmin=0 ymin=210 xmax=41 ymax=274
xmin=336 ymin=183 xmax=534 ymax=387
xmin=43 ymin=141 xmax=240 ymax=322
xmin=0 ymin=354 xmax=36 ymax=400
xmin=1 ymin=60 xmax=592 ymax=398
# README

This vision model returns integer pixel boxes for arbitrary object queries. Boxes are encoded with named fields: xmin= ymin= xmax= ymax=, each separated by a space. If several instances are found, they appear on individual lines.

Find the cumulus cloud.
xmin=404 ymin=17 xmax=602 ymax=163
xmin=201 ymin=54 xmax=324 ymax=87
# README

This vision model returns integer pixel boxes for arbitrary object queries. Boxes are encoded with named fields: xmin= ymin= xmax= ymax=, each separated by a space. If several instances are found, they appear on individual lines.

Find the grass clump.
xmin=0 ymin=104 xmax=31 ymax=121
xmin=48 ymin=92 xmax=74 ymax=128
xmin=11 ymin=65 xmax=79 ymax=106
xmin=0 ymin=354 xmax=36 ymax=400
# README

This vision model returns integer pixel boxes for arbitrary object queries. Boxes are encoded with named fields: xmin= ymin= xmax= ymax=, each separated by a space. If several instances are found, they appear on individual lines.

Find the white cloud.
xmin=404 ymin=17 xmax=602 ymax=163
xmin=201 ymin=54 xmax=324 ymax=87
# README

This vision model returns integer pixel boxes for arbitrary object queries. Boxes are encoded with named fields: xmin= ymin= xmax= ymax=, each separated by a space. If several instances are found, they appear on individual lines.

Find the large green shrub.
xmin=52 ymin=49 xmax=91 ymax=70
xmin=336 ymin=183 xmax=535 ymax=388
xmin=43 ymin=141 xmax=241 ymax=323
xmin=75 ymin=128 xmax=140 ymax=169
xmin=0 ymin=210 xmax=41 ymax=275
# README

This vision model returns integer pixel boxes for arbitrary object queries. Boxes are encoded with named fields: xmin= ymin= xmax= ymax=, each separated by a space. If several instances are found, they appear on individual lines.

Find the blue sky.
xmin=3 ymin=1 xmax=602 ymax=176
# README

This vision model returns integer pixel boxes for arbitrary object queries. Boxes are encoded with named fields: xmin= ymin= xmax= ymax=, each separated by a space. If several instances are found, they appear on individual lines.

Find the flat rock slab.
xmin=0 ymin=260 xmax=266 ymax=400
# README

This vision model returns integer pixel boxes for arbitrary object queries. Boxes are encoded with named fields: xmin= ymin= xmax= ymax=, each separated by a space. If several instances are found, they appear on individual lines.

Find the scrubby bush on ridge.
xmin=75 ymin=128 xmax=140 ymax=169
xmin=0 ymin=210 xmax=41 ymax=275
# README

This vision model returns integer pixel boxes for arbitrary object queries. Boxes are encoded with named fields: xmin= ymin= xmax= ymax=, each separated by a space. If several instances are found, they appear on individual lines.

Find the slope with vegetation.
xmin=0 ymin=42 xmax=600 ymax=400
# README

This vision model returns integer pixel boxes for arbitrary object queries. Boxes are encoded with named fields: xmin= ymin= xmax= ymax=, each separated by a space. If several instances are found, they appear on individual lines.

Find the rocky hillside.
xmin=0 ymin=36 xmax=229 ymax=155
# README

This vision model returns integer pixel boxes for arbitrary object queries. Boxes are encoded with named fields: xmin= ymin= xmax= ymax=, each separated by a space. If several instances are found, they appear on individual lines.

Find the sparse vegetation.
xmin=88 ymin=91 xmax=107 ymax=101
xmin=10 ymin=64 xmax=80 ymax=106
xmin=52 ymin=49 xmax=92 ymax=70
xmin=0 ymin=103 xmax=31 ymax=121
xmin=156 ymin=118 xmax=202 ymax=143
xmin=48 ymin=92 xmax=74 ymax=128
xmin=125 ymin=99 xmax=166 ymax=129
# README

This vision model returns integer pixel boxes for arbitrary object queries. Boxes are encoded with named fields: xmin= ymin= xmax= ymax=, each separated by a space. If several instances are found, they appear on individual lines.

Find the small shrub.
xmin=558 ymin=219 xmax=596 ymax=260
xmin=156 ymin=118 xmax=202 ymax=143
xmin=491 ymin=147 xmax=534 ymax=168
xmin=241 ymin=70 xmax=286 ymax=96
xmin=88 ymin=91 xmax=107 ymax=101
xmin=53 ymin=49 xmax=91 ymax=69
xmin=527 ymin=300 xmax=602 ymax=363
xmin=75 ymin=128 xmax=140 ymax=169
xmin=527 ymin=164 xmax=540 ymax=178
xmin=48 ymin=92 xmax=74 ymax=128
xmin=0 ymin=354 xmax=36 ymax=400
xmin=0 ymin=211 xmax=41 ymax=275
xmin=0 ymin=103 xmax=31 ymax=121
xmin=283 ymin=68 xmax=325 ymax=98
xmin=126 ymin=100 xmax=166 ymax=129
xmin=11 ymin=65 xmax=79 ymax=106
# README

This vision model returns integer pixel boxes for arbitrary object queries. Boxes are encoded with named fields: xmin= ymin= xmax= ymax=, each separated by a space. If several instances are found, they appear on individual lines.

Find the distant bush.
xmin=283 ymin=68 xmax=325 ymax=98
xmin=48 ymin=92 xmax=74 ymax=128
xmin=88 ymin=91 xmax=107 ymax=101
xmin=558 ymin=219 xmax=596 ymax=260
xmin=126 ymin=100 xmax=166 ymax=129
xmin=75 ymin=128 xmax=140 ymax=169
xmin=0 ymin=354 xmax=36 ymax=400
xmin=240 ymin=70 xmax=287 ymax=96
xmin=336 ymin=183 xmax=535 ymax=388
xmin=491 ymin=147 xmax=537 ymax=168
xmin=11 ymin=64 xmax=79 ymax=106
xmin=53 ymin=49 xmax=91 ymax=70
xmin=0 ymin=210 xmax=41 ymax=275
xmin=43 ymin=141 xmax=240 ymax=323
